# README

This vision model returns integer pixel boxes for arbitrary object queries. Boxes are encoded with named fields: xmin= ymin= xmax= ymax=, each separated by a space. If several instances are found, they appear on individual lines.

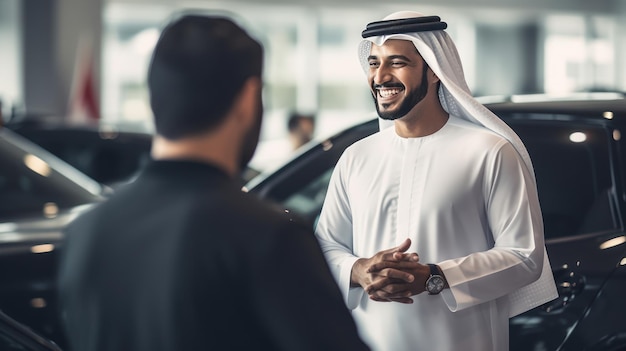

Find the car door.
xmin=504 ymin=117 xmax=626 ymax=351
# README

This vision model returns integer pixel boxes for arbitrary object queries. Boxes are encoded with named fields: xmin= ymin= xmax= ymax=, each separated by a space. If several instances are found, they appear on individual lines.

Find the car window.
xmin=0 ymin=131 xmax=104 ymax=220
xmin=506 ymin=117 xmax=617 ymax=239
xmin=283 ymin=168 xmax=333 ymax=226
xmin=12 ymin=129 xmax=153 ymax=185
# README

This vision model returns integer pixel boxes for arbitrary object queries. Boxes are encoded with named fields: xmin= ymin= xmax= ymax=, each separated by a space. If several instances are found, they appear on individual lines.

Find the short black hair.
xmin=147 ymin=14 xmax=263 ymax=139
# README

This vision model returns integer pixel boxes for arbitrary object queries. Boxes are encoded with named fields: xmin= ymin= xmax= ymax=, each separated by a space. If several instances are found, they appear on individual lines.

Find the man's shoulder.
xmin=219 ymin=189 xmax=313 ymax=231
xmin=448 ymin=116 xmax=496 ymax=134
xmin=343 ymin=126 xmax=391 ymax=155
xmin=447 ymin=116 xmax=509 ymax=145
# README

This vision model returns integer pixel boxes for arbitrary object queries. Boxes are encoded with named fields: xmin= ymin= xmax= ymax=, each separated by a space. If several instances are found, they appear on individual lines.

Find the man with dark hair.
xmin=58 ymin=14 xmax=369 ymax=351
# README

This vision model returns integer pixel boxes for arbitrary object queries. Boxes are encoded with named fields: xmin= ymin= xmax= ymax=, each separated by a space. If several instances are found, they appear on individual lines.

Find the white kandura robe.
xmin=315 ymin=116 xmax=546 ymax=351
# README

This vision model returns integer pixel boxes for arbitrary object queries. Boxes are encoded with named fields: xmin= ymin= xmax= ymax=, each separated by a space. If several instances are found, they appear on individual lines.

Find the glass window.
xmin=507 ymin=117 xmax=617 ymax=238
xmin=0 ymin=130 xmax=103 ymax=220
xmin=543 ymin=15 xmax=617 ymax=93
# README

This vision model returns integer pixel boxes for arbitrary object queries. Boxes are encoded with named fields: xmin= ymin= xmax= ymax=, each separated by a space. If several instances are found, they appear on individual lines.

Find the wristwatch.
xmin=425 ymin=264 xmax=445 ymax=295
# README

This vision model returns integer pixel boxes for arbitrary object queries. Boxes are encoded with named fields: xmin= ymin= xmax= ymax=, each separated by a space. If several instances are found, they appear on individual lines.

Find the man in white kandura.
xmin=314 ymin=10 xmax=558 ymax=351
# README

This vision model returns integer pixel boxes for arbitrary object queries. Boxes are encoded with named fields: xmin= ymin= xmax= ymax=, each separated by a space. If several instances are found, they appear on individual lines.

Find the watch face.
xmin=426 ymin=275 xmax=445 ymax=294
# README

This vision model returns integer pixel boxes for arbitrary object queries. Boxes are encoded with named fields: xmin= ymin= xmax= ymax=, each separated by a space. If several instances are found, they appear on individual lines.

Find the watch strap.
xmin=427 ymin=263 xmax=439 ymax=276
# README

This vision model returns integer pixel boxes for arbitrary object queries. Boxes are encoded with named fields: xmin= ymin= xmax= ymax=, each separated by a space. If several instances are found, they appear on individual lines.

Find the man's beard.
xmin=374 ymin=65 xmax=430 ymax=121
xmin=239 ymin=91 xmax=263 ymax=171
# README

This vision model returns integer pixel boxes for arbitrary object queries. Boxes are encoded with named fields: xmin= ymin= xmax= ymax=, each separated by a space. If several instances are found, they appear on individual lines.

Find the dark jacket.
xmin=58 ymin=160 xmax=369 ymax=351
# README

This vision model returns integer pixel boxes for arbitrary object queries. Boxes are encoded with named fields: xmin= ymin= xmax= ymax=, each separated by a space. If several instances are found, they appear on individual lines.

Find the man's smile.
xmin=377 ymin=87 xmax=404 ymax=98
xmin=374 ymin=84 xmax=405 ymax=103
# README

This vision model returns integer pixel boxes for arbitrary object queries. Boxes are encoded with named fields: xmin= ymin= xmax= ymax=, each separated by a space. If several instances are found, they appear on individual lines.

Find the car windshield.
xmin=0 ymin=129 xmax=105 ymax=221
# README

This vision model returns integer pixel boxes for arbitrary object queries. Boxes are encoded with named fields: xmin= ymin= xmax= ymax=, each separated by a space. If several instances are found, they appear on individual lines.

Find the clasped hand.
xmin=351 ymin=238 xmax=430 ymax=304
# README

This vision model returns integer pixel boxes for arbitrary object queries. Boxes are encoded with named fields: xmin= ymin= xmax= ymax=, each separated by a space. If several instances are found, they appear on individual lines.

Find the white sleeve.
xmin=314 ymin=152 xmax=364 ymax=310
xmin=439 ymin=142 xmax=547 ymax=312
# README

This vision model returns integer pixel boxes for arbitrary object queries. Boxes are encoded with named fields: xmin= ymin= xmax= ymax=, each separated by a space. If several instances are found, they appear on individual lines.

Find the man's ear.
xmin=428 ymin=67 xmax=440 ymax=84
xmin=231 ymin=76 xmax=262 ymax=128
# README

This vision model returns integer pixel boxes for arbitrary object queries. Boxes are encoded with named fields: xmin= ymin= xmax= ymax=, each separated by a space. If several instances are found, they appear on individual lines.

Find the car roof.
xmin=481 ymin=92 xmax=626 ymax=118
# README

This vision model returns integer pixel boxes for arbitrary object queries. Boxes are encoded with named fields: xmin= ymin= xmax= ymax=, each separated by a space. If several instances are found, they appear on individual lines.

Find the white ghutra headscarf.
xmin=359 ymin=11 xmax=537 ymax=180
xmin=359 ymin=10 xmax=558 ymax=317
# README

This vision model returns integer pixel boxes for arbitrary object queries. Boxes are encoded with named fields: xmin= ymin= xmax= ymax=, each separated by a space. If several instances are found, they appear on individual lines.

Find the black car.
xmin=5 ymin=119 xmax=259 ymax=186
xmin=0 ymin=127 xmax=107 ymax=348
xmin=0 ymin=309 xmax=62 ymax=351
xmin=246 ymin=93 xmax=626 ymax=351
xmin=6 ymin=118 xmax=153 ymax=187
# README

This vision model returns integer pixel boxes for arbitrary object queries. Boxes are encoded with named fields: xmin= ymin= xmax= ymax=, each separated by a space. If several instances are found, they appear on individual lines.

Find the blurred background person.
xmin=287 ymin=111 xmax=315 ymax=150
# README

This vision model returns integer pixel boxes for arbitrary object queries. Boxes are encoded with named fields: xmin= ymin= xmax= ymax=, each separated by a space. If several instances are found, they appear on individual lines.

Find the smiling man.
xmin=368 ymin=39 xmax=446 ymax=137
xmin=314 ymin=11 xmax=558 ymax=351
xmin=370 ymin=40 xmax=432 ymax=123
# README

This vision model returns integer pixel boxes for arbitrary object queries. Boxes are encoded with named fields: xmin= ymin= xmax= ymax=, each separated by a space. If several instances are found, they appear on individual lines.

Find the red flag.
xmin=68 ymin=38 xmax=100 ymax=123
